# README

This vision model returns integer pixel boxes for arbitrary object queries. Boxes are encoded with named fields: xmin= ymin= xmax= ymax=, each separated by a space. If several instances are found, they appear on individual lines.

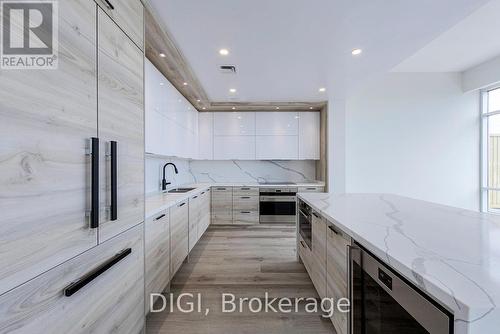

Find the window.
xmin=481 ymin=87 xmax=500 ymax=212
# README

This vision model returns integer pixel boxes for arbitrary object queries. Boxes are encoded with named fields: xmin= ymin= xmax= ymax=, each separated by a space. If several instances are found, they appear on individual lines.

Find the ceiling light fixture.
xmin=219 ymin=49 xmax=229 ymax=56
xmin=232 ymin=107 xmax=236 ymax=110
xmin=183 ymin=82 xmax=188 ymax=86
xmin=159 ymin=53 xmax=166 ymax=58
xmin=229 ymin=88 xmax=237 ymax=93
xmin=197 ymin=99 xmax=201 ymax=102
xmin=159 ymin=82 xmax=164 ymax=86
xmin=276 ymin=107 xmax=280 ymax=110
xmin=309 ymin=107 xmax=313 ymax=110
xmin=319 ymin=87 xmax=326 ymax=93
xmin=202 ymin=107 xmax=206 ymax=110
xmin=352 ymin=48 xmax=362 ymax=56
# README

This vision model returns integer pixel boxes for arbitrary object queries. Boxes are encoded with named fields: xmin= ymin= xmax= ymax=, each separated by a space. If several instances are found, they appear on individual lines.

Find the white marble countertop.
xmin=145 ymin=181 xmax=325 ymax=219
xmin=297 ymin=192 xmax=500 ymax=334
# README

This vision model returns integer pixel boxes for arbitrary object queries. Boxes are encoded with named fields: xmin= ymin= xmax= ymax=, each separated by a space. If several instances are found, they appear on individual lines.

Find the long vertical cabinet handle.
xmin=347 ymin=244 xmax=361 ymax=334
xmin=90 ymin=137 xmax=99 ymax=229
xmin=110 ymin=141 xmax=117 ymax=221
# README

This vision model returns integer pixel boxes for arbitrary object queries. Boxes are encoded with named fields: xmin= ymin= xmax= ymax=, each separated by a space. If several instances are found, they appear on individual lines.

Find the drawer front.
xmin=298 ymin=235 xmax=312 ymax=274
xmin=212 ymin=186 xmax=232 ymax=194
xmin=96 ymin=0 xmax=144 ymax=50
xmin=170 ymin=201 xmax=189 ymax=278
xmin=145 ymin=210 xmax=170 ymax=314
xmin=233 ymin=187 xmax=259 ymax=197
xmin=0 ymin=225 xmax=144 ymax=334
xmin=298 ymin=186 xmax=324 ymax=193
xmin=233 ymin=210 xmax=259 ymax=225
xmin=211 ymin=189 xmax=232 ymax=225
xmin=311 ymin=213 xmax=327 ymax=299
xmin=233 ymin=196 xmax=259 ymax=211
xmin=326 ymin=224 xmax=350 ymax=334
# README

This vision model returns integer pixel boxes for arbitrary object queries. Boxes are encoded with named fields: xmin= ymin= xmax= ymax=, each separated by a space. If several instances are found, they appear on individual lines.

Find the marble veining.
xmin=297 ymin=192 xmax=500 ymax=334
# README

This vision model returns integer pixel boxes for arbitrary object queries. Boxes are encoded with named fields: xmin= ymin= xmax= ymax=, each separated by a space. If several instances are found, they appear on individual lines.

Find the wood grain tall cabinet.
xmin=0 ymin=0 xmax=145 ymax=332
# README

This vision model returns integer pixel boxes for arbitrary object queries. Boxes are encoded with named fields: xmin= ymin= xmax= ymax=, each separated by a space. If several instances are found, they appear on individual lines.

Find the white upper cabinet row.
xmin=145 ymin=60 xmax=320 ymax=160
xmin=145 ymin=60 xmax=198 ymax=159
xmin=199 ymin=111 xmax=320 ymax=160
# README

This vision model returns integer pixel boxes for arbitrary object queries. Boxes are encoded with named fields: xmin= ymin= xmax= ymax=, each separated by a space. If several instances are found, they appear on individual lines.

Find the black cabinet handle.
xmin=110 ymin=141 xmax=117 ymax=221
xmin=216 ymin=187 xmax=226 ymax=190
xmin=240 ymin=196 xmax=251 ymax=199
xmin=178 ymin=202 xmax=186 ymax=207
xmin=64 ymin=248 xmax=131 ymax=297
xmin=103 ymin=0 xmax=114 ymax=10
xmin=241 ymin=187 xmax=250 ymax=190
xmin=312 ymin=212 xmax=319 ymax=218
xmin=328 ymin=225 xmax=339 ymax=235
xmin=300 ymin=241 xmax=306 ymax=248
xmin=155 ymin=214 xmax=166 ymax=221
xmin=240 ymin=211 xmax=251 ymax=214
xmin=90 ymin=137 xmax=99 ymax=229
xmin=192 ymin=195 xmax=198 ymax=199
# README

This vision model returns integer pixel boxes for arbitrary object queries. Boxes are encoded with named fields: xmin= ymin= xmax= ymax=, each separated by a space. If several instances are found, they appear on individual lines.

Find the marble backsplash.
xmin=145 ymin=156 xmax=317 ymax=194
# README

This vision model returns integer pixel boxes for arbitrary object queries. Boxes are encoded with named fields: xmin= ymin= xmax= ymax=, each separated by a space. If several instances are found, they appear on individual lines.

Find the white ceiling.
xmin=393 ymin=0 xmax=500 ymax=73
xmin=149 ymin=0 xmax=492 ymax=101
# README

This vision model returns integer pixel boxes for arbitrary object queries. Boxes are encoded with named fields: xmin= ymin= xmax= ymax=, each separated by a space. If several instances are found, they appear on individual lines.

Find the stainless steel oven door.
xmin=259 ymin=196 xmax=296 ymax=223
xmin=349 ymin=244 xmax=453 ymax=334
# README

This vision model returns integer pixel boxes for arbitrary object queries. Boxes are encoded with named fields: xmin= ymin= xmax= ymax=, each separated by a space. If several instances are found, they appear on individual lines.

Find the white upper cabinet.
xmin=256 ymin=112 xmax=299 ymax=135
xmin=298 ymin=112 xmax=320 ymax=160
xmin=256 ymin=135 xmax=298 ymax=160
xmin=214 ymin=136 xmax=256 ymax=160
xmin=214 ymin=112 xmax=256 ymax=136
xmin=145 ymin=59 xmax=198 ymax=159
xmin=198 ymin=112 xmax=214 ymax=159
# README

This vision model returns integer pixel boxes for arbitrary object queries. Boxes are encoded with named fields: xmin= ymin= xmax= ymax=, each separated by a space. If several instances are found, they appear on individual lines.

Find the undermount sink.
xmin=167 ymin=187 xmax=196 ymax=193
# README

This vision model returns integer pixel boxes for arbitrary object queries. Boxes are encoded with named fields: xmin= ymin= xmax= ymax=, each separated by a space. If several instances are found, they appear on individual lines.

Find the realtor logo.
xmin=1 ymin=0 xmax=58 ymax=69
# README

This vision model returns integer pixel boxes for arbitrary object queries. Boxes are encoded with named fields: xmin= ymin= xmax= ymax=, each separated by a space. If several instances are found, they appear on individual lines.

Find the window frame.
xmin=480 ymin=85 xmax=500 ymax=213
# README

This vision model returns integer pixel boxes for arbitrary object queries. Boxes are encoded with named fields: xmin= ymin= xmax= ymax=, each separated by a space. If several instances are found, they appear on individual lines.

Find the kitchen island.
xmin=297 ymin=192 xmax=500 ymax=334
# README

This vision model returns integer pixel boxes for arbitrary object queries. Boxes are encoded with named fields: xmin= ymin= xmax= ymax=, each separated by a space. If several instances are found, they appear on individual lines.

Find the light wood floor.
xmin=146 ymin=224 xmax=334 ymax=334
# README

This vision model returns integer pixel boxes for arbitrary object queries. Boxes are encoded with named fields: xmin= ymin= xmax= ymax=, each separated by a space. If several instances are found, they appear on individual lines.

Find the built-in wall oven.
xmin=259 ymin=187 xmax=298 ymax=223
xmin=297 ymin=199 xmax=312 ymax=248
xmin=349 ymin=243 xmax=453 ymax=334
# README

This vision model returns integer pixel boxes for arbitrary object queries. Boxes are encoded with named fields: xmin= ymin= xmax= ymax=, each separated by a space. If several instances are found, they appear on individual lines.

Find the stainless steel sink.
xmin=167 ymin=187 xmax=196 ymax=193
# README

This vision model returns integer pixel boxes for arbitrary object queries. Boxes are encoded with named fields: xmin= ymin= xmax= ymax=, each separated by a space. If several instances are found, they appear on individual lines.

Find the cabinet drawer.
xmin=96 ymin=0 xmax=144 ymax=50
xmin=0 ymin=225 xmax=144 ymax=334
xmin=233 ymin=210 xmax=259 ymax=225
xmin=298 ymin=186 xmax=324 ymax=193
xmin=145 ymin=210 xmax=170 ymax=314
xmin=298 ymin=235 xmax=312 ymax=274
xmin=233 ymin=196 xmax=259 ymax=211
xmin=212 ymin=187 xmax=233 ymax=194
xmin=233 ymin=187 xmax=259 ymax=197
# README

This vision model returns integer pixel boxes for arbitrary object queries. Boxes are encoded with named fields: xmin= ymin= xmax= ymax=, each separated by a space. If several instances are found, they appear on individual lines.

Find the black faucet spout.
xmin=162 ymin=162 xmax=179 ymax=191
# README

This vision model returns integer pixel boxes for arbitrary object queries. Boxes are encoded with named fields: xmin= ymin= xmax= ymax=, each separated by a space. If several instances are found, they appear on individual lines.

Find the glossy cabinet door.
xmin=188 ymin=194 xmax=201 ymax=252
xmin=213 ymin=112 xmax=256 ymax=136
xmin=256 ymin=112 xmax=299 ymax=135
xmin=326 ymin=222 xmax=350 ymax=334
xmin=145 ymin=210 xmax=170 ymax=314
xmin=211 ymin=187 xmax=233 ymax=224
xmin=97 ymin=9 xmax=144 ymax=243
xmin=170 ymin=201 xmax=189 ymax=278
xmin=145 ymin=60 xmax=166 ymax=155
xmin=95 ymin=0 xmax=144 ymax=50
xmin=298 ymin=112 xmax=320 ymax=160
xmin=0 ymin=224 xmax=144 ymax=334
xmin=0 ymin=0 xmax=98 ymax=296
xmin=310 ymin=212 xmax=327 ymax=298
xmin=256 ymin=135 xmax=298 ymax=160
xmin=198 ymin=112 xmax=214 ymax=159
xmin=214 ymin=136 xmax=256 ymax=160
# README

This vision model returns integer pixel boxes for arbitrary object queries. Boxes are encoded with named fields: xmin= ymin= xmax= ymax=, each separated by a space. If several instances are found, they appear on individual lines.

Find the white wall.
xmin=345 ymin=73 xmax=480 ymax=210
xmin=328 ymin=99 xmax=346 ymax=193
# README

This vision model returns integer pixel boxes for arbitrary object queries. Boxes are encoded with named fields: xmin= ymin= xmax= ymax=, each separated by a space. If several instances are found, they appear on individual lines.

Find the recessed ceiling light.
xmin=232 ymin=107 xmax=236 ymax=110
xmin=219 ymin=49 xmax=229 ymax=56
xmin=319 ymin=87 xmax=326 ymax=93
xmin=229 ymin=88 xmax=237 ymax=93
xmin=183 ymin=82 xmax=188 ymax=86
xmin=202 ymin=107 xmax=206 ymax=110
xmin=159 ymin=82 xmax=164 ymax=86
xmin=309 ymin=107 xmax=313 ymax=110
xmin=276 ymin=107 xmax=280 ymax=110
xmin=159 ymin=53 xmax=166 ymax=58
xmin=197 ymin=99 xmax=201 ymax=102
xmin=295 ymin=116 xmax=300 ymax=119
xmin=237 ymin=116 xmax=242 ymax=119
xmin=352 ymin=48 xmax=362 ymax=56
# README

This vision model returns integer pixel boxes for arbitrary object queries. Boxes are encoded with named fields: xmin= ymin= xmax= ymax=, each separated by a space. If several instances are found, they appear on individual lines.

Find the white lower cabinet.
xmin=145 ymin=210 xmax=170 ymax=314
xmin=0 ymin=225 xmax=145 ymax=334
xmin=326 ymin=222 xmax=350 ymax=334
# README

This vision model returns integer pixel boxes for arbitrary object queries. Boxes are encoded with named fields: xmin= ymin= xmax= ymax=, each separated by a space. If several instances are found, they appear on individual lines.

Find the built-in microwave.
xmin=349 ymin=243 xmax=453 ymax=334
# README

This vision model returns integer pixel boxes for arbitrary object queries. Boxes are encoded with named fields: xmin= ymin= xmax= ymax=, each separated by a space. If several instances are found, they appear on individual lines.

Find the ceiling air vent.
xmin=219 ymin=65 xmax=237 ymax=74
